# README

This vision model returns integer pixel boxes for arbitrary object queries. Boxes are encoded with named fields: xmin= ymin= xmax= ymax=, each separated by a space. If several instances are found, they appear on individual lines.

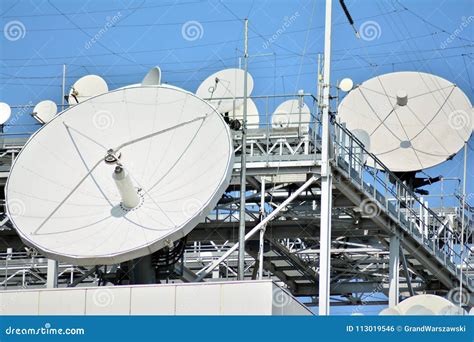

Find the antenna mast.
xmin=238 ymin=18 xmax=249 ymax=280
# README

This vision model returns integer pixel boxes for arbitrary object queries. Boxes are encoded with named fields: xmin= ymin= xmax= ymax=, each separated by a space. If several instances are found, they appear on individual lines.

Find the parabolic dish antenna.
xmin=6 ymin=86 xmax=234 ymax=265
xmin=196 ymin=68 xmax=254 ymax=113
xmin=142 ymin=66 xmax=162 ymax=86
xmin=338 ymin=71 xmax=472 ymax=171
xmin=272 ymin=99 xmax=311 ymax=129
xmin=0 ymin=102 xmax=12 ymax=124
xmin=339 ymin=78 xmax=354 ymax=92
xmin=32 ymin=100 xmax=57 ymax=124
xmin=229 ymin=98 xmax=260 ymax=127
xmin=68 ymin=75 xmax=108 ymax=104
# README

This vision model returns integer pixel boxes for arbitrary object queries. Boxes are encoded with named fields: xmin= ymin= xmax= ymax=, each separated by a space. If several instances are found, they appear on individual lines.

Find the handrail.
xmin=332 ymin=121 xmax=474 ymax=278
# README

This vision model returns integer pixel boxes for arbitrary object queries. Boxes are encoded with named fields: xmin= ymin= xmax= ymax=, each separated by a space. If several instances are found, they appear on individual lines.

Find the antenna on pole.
xmin=338 ymin=0 xmax=359 ymax=38
xmin=238 ymin=18 xmax=249 ymax=280
xmin=319 ymin=0 xmax=334 ymax=316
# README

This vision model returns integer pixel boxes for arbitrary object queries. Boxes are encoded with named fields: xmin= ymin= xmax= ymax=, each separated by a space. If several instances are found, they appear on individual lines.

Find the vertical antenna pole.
xmin=258 ymin=177 xmax=266 ymax=280
xmin=319 ymin=0 xmax=333 ymax=316
xmin=238 ymin=18 xmax=249 ymax=280
xmin=62 ymin=64 xmax=66 ymax=109
xmin=459 ymin=142 xmax=467 ymax=306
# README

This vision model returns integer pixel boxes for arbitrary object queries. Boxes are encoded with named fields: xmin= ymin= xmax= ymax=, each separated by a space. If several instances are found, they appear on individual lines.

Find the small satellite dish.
xmin=228 ymin=98 xmax=260 ymax=128
xmin=438 ymin=305 xmax=466 ymax=316
xmin=142 ymin=66 xmax=162 ymax=86
xmin=272 ymin=99 xmax=311 ymax=130
xmin=339 ymin=78 xmax=354 ymax=92
xmin=338 ymin=71 xmax=472 ymax=171
xmin=0 ymin=102 xmax=12 ymax=124
xmin=6 ymin=86 xmax=234 ymax=265
xmin=68 ymin=75 xmax=108 ymax=104
xmin=32 ymin=100 xmax=58 ymax=124
xmin=397 ymin=294 xmax=456 ymax=315
xmin=405 ymin=305 xmax=435 ymax=315
xmin=196 ymin=68 xmax=254 ymax=113
xmin=379 ymin=307 xmax=400 ymax=315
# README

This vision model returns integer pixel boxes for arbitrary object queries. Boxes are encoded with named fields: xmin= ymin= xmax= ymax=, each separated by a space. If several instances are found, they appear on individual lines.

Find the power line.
xmin=0 ymin=1 xmax=202 ymax=18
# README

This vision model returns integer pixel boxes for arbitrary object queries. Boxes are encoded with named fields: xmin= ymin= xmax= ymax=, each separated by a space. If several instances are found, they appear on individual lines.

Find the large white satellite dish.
xmin=272 ymin=99 xmax=311 ymax=130
xmin=228 ymin=98 xmax=260 ymax=128
xmin=338 ymin=71 xmax=472 ymax=172
xmin=0 ymin=102 xmax=12 ymax=124
xmin=68 ymin=75 xmax=108 ymax=104
xmin=196 ymin=68 xmax=254 ymax=113
xmin=6 ymin=86 xmax=234 ymax=265
xmin=142 ymin=66 xmax=162 ymax=86
xmin=32 ymin=100 xmax=57 ymax=124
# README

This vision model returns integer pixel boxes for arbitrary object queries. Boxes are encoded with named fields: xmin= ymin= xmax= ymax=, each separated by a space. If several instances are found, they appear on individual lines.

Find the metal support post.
xmin=238 ymin=18 xmax=249 ymax=280
xmin=318 ymin=0 xmax=333 ymax=316
xmin=258 ymin=177 xmax=266 ymax=280
xmin=388 ymin=235 xmax=400 ymax=307
xmin=196 ymin=176 xmax=318 ymax=282
xmin=47 ymin=259 xmax=58 ymax=288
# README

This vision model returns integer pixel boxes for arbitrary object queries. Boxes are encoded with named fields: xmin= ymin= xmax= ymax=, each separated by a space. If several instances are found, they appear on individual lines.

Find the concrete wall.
xmin=0 ymin=280 xmax=312 ymax=316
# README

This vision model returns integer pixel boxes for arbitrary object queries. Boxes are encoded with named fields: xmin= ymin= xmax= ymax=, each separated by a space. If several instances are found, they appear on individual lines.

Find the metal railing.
xmin=333 ymin=121 xmax=474 ymax=288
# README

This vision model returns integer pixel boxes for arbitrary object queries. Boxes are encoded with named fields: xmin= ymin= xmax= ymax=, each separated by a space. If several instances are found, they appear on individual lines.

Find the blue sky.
xmin=0 ymin=0 xmax=473 ymax=314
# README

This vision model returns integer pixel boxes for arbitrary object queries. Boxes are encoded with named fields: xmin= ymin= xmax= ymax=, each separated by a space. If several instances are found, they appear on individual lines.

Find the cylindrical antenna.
xmin=113 ymin=165 xmax=140 ymax=209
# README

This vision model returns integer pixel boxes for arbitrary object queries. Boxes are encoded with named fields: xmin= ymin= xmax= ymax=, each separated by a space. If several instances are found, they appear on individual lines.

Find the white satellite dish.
xmin=32 ymin=100 xmax=58 ymax=124
xmin=272 ymin=99 xmax=311 ymax=130
xmin=142 ymin=66 xmax=161 ymax=86
xmin=339 ymin=78 xmax=354 ymax=92
xmin=338 ymin=71 xmax=472 ymax=171
xmin=0 ymin=102 xmax=12 ymax=124
xmin=379 ymin=307 xmax=400 ymax=315
xmin=68 ymin=75 xmax=108 ymax=104
xmin=228 ymin=98 xmax=259 ymax=128
xmin=6 ymin=86 xmax=234 ymax=265
xmin=196 ymin=68 xmax=254 ymax=113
